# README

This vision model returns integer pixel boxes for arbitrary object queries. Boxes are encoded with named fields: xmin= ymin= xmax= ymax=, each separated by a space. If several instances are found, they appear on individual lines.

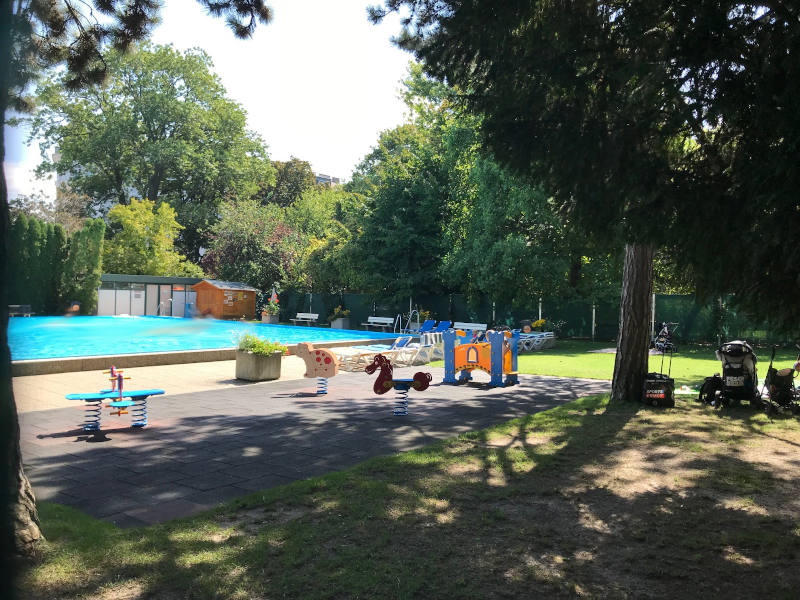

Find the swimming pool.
xmin=8 ymin=316 xmax=398 ymax=361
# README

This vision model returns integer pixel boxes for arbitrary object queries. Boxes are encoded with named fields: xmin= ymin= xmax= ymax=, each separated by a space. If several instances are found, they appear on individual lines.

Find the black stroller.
xmin=651 ymin=322 xmax=678 ymax=353
xmin=761 ymin=346 xmax=800 ymax=414
xmin=698 ymin=340 xmax=761 ymax=408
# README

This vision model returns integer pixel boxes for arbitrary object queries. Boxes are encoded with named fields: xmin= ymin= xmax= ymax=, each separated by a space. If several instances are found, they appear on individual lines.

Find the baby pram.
xmin=651 ymin=322 xmax=678 ymax=353
xmin=698 ymin=340 xmax=761 ymax=408
xmin=761 ymin=346 xmax=800 ymax=414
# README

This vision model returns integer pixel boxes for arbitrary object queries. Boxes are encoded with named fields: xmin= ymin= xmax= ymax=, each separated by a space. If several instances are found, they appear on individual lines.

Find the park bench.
xmin=290 ymin=312 xmax=319 ymax=326
xmin=453 ymin=321 xmax=488 ymax=333
xmin=361 ymin=316 xmax=395 ymax=331
xmin=8 ymin=304 xmax=32 ymax=317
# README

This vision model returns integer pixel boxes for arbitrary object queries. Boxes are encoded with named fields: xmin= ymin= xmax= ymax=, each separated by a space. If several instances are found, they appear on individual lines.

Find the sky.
xmin=4 ymin=0 xmax=412 ymax=201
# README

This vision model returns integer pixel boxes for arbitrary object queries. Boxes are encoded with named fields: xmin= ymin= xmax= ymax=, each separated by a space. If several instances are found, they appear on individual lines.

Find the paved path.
xmin=19 ymin=368 xmax=609 ymax=528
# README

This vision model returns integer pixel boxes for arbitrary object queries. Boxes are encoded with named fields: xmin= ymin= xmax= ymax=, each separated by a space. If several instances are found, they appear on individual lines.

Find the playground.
xmin=13 ymin=341 xmax=800 ymax=598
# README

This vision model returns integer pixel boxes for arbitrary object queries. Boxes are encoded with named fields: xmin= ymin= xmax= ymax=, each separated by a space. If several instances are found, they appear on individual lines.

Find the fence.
xmin=276 ymin=291 xmax=792 ymax=344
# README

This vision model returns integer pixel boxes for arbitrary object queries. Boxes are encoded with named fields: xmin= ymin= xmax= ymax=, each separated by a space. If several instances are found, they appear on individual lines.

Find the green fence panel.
xmin=655 ymin=295 xmax=715 ymax=343
xmin=542 ymin=298 xmax=593 ymax=338
xmin=276 ymin=290 xmax=793 ymax=342
xmin=595 ymin=300 xmax=620 ymax=341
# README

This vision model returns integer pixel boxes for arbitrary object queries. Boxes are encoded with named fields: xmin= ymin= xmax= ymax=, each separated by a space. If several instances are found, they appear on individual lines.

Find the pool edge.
xmin=11 ymin=337 xmax=400 ymax=376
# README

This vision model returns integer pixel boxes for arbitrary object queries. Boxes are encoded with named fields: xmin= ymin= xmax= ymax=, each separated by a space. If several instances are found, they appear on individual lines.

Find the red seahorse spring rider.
xmin=365 ymin=354 xmax=431 ymax=416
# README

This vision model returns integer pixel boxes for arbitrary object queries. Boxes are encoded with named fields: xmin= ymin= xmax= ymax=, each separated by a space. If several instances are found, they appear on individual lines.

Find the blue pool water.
xmin=8 ymin=316 xmax=398 ymax=361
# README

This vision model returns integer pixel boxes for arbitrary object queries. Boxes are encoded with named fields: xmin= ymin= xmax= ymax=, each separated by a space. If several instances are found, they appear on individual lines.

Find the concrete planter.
xmin=235 ymin=350 xmax=282 ymax=381
xmin=261 ymin=313 xmax=279 ymax=324
xmin=330 ymin=317 xmax=351 ymax=329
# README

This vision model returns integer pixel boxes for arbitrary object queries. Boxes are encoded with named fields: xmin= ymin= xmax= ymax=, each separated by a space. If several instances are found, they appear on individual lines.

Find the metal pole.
xmin=492 ymin=301 xmax=496 ymax=325
xmin=651 ymin=293 xmax=656 ymax=337
xmin=538 ymin=297 xmax=542 ymax=321
xmin=591 ymin=303 xmax=596 ymax=342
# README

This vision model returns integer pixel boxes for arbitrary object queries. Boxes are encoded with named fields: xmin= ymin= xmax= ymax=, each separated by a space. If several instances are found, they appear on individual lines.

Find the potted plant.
xmin=328 ymin=305 xmax=351 ymax=329
xmin=235 ymin=334 xmax=287 ymax=381
xmin=261 ymin=296 xmax=280 ymax=324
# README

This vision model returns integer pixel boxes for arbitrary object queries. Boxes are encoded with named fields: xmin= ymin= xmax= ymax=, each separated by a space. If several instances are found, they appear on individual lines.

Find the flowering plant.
xmin=263 ymin=297 xmax=280 ymax=315
xmin=532 ymin=318 xmax=546 ymax=331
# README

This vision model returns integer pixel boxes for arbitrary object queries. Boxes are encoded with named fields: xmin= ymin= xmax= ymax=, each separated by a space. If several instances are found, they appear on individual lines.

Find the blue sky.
xmin=5 ymin=0 xmax=411 ymax=200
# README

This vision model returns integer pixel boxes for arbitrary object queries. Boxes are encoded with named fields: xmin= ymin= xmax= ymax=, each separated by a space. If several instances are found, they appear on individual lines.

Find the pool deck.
xmin=16 ymin=362 xmax=610 ymax=528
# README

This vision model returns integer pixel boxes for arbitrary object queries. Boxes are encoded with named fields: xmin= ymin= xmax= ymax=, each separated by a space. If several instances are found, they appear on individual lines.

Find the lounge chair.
xmin=404 ymin=319 xmax=436 ymax=334
xmin=432 ymin=320 xmax=452 ymax=332
xmin=332 ymin=337 xmax=413 ymax=371
xmin=518 ymin=331 xmax=556 ymax=352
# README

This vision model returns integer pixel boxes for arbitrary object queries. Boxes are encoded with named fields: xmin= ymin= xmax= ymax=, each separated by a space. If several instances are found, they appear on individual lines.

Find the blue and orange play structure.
xmin=442 ymin=328 xmax=520 ymax=387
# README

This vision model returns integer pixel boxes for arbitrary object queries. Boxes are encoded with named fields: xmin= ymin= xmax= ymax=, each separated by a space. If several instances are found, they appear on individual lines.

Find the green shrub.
xmin=237 ymin=334 xmax=288 ymax=356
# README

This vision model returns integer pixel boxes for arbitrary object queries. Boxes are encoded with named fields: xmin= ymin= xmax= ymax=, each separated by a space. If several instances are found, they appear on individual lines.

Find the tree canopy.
xmin=372 ymin=1 xmax=800 ymax=330
xmin=26 ymin=43 xmax=276 ymax=259
xmin=201 ymin=199 xmax=303 ymax=293
xmin=103 ymin=198 xmax=203 ymax=277
xmin=265 ymin=157 xmax=317 ymax=207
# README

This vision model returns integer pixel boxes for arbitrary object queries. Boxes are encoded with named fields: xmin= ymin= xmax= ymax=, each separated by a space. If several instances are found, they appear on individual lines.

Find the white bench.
xmin=361 ymin=316 xmax=395 ymax=331
xmin=453 ymin=321 xmax=488 ymax=332
xmin=290 ymin=312 xmax=318 ymax=326
xmin=8 ymin=304 xmax=32 ymax=317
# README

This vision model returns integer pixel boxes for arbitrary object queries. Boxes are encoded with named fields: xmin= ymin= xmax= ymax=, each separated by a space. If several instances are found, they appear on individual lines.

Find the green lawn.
xmin=434 ymin=340 xmax=798 ymax=388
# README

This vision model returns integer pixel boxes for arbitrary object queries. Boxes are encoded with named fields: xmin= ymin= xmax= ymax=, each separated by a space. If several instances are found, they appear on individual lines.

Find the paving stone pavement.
xmin=19 ymin=367 xmax=609 ymax=527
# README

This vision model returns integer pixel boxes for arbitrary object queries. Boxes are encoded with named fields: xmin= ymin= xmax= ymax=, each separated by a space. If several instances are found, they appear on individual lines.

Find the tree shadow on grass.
xmin=17 ymin=381 xmax=800 ymax=598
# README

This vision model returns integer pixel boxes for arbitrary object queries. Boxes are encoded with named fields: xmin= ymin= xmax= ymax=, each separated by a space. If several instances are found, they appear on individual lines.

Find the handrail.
xmin=404 ymin=309 xmax=420 ymax=333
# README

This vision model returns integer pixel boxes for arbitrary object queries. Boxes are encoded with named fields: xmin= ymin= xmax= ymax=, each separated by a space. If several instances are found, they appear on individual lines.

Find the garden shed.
xmin=98 ymin=274 xmax=202 ymax=317
xmin=192 ymin=279 xmax=259 ymax=320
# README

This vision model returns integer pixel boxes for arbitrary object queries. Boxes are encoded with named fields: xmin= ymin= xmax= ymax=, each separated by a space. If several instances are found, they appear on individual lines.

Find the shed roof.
xmin=195 ymin=279 xmax=260 ymax=292
xmin=101 ymin=274 xmax=203 ymax=285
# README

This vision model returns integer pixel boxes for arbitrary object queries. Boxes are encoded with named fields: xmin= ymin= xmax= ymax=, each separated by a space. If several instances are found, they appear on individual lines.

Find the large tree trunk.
xmin=611 ymin=243 xmax=654 ymax=402
xmin=1 ymin=0 xmax=44 ymax=564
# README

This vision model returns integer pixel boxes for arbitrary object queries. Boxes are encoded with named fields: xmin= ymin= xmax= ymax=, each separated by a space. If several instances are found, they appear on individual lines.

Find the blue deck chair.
xmin=432 ymin=320 xmax=452 ymax=333
xmin=403 ymin=319 xmax=436 ymax=334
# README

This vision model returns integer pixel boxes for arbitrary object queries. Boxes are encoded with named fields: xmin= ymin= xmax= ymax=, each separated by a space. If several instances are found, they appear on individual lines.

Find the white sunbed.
xmin=518 ymin=331 xmax=557 ymax=352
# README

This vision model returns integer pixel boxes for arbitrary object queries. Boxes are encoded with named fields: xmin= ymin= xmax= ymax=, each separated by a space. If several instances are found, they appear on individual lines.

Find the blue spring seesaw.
xmin=65 ymin=366 xmax=164 ymax=431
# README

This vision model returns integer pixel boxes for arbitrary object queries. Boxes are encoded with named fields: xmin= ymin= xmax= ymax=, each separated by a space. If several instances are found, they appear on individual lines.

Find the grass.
xmin=19 ymin=394 xmax=800 ymax=599
xmin=432 ymin=340 xmax=799 ymax=388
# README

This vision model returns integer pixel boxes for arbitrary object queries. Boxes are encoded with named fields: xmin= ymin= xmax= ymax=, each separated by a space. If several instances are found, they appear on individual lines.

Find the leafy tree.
xmin=27 ymin=44 xmax=276 ymax=260
xmin=62 ymin=218 xmax=105 ymax=315
xmin=284 ymin=186 xmax=340 ymax=239
xmin=445 ymin=156 xmax=622 ymax=306
xmin=372 ymin=1 xmax=756 ymax=401
xmin=7 ymin=215 xmax=69 ymax=313
xmin=350 ymin=123 xmax=450 ymax=303
xmin=10 ymin=186 xmax=89 ymax=235
xmin=265 ymin=157 xmax=317 ymax=207
xmin=8 ymin=213 xmax=28 ymax=305
xmin=103 ymin=198 xmax=203 ymax=277
xmin=25 ymin=217 xmax=45 ymax=311
xmin=43 ymin=222 xmax=68 ymax=313
xmin=286 ymin=187 xmax=368 ymax=294
xmin=2 ymin=0 xmax=274 ymax=566
xmin=202 ymin=199 xmax=303 ymax=292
